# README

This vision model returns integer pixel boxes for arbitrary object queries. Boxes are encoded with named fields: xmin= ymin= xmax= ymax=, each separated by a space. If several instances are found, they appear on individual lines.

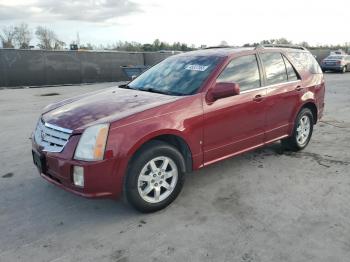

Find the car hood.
xmin=42 ymin=87 xmax=181 ymax=132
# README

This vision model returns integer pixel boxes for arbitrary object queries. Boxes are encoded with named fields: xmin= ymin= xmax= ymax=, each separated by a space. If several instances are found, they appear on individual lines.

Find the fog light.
xmin=73 ymin=166 xmax=84 ymax=187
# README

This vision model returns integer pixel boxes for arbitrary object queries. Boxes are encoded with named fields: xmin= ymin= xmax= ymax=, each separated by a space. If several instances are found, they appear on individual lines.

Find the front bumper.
xmin=32 ymin=135 xmax=122 ymax=199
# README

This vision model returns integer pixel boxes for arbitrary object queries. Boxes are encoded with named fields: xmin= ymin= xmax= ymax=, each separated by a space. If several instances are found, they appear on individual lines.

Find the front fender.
xmin=125 ymin=129 xmax=191 ymax=160
xmin=104 ymin=96 xmax=204 ymax=191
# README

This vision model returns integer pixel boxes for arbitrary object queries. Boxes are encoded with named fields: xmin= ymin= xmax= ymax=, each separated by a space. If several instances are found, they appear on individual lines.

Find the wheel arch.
xmin=126 ymin=130 xmax=193 ymax=174
xmin=300 ymin=101 xmax=318 ymax=124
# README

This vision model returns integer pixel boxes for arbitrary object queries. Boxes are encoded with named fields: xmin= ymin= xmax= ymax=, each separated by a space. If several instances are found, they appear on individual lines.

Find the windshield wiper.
xmin=138 ymin=88 xmax=184 ymax=96
xmin=139 ymin=88 xmax=165 ymax=94
xmin=118 ymin=83 xmax=135 ymax=90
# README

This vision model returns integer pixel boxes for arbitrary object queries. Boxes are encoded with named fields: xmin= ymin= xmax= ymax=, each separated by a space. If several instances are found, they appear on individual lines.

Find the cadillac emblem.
xmin=41 ymin=130 xmax=46 ymax=140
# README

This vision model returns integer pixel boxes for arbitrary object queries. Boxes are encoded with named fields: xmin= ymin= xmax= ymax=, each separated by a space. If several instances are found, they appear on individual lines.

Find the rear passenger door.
xmin=258 ymin=51 xmax=301 ymax=143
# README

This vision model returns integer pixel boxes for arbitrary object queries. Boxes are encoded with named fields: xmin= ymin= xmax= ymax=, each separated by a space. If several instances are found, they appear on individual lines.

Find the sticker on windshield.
xmin=185 ymin=64 xmax=209 ymax=72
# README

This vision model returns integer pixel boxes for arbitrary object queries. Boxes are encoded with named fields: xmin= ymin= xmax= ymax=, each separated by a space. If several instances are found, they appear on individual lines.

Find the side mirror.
xmin=207 ymin=82 xmax=240 ymax=103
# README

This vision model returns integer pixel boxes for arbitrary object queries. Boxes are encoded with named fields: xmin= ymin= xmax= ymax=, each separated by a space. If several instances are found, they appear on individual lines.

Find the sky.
xmin=0 ymin=0 xmax=349 ymax=47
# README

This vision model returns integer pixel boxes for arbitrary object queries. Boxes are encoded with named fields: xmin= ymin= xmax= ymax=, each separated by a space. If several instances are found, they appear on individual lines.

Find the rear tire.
xmin=125 ymin=140 xmax=185 ymax=213
xmin=282 ymin=108 xmax=314 ymax=151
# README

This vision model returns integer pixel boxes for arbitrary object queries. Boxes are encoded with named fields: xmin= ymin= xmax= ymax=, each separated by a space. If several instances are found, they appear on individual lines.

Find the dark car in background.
xmin=321 ymin=55 xmax=350 ymax=73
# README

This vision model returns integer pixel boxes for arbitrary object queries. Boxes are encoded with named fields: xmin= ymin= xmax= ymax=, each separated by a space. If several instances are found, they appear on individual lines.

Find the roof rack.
xmin=255 ymin=44 xmax=308 ymax=51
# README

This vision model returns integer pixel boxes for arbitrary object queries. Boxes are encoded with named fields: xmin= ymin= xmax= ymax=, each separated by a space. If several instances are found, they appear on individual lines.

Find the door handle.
xmin=295 ymin=85 xmax=303 ymax=91
xmin=253 ymin=94 xmax=264 ymax=102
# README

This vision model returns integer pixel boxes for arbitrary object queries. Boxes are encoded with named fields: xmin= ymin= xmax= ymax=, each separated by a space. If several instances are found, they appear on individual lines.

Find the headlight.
xmin=74 ymin=124 xmax=109 ymax=161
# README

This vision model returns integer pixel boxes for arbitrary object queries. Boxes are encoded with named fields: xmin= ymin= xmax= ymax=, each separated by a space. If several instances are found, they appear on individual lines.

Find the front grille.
xmin=34 ymin=119 xmax=73 ymax=153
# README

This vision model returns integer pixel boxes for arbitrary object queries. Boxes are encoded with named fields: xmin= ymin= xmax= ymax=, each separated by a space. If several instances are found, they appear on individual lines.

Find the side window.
xmin=260 ymin=52 xmax=288 ymax=85
xmin=287 ymin=52 xmax=304 ymax=72
xmin=306 ymin=53 xmax=322 ymax=74
xmin=288 ymin=52 xmax=322 ymax=74
xmin=282 ymin=55 xmax=299 ymax=81
xmin=217 ymin=55 xmax=261 ymax=92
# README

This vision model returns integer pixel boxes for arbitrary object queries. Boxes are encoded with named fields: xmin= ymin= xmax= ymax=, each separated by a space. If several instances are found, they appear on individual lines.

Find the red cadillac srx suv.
xmin=32 ymin=45 xmax=325 ymax=212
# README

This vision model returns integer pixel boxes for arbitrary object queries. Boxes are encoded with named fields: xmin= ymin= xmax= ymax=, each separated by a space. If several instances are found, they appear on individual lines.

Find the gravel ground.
xmin=0 ymin=73 xmax=350 ymax=262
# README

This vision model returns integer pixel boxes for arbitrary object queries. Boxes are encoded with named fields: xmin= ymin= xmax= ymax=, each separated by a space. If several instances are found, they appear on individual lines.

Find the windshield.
xmin=128 ymin=55 xmax=222 ymax=96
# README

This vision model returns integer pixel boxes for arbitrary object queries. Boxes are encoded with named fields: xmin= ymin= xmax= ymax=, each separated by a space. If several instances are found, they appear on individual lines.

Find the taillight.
xmin=336 ymin=61 xmax=341 ymax=65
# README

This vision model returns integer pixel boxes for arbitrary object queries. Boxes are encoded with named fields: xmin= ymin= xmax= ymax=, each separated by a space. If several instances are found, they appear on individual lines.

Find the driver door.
xmin=202 ymin=54 xmax=267 ymax=165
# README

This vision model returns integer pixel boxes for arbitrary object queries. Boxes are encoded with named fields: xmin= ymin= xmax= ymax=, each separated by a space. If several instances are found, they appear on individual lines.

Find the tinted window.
xmin=282 ymin=55 xmax=299 ymax=81
xmin=327 ymin=55 xmax=344 ymax=60
xmin=260 ymin=52 xmax=288 ymax=85
xmin=129 ymin=55 xmax=221 ymax=96
xmin=288 ymin=52 xmax=323 ymax=74
xmin=217 ymin=55 xmax=261 ymax=91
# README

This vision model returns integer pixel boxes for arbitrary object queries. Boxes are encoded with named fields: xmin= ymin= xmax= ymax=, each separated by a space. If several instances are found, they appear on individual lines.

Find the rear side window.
xmin=282 ymin=55 xmax=299 ymax=81
xmin=288 ymin=52 xmax=322 ymax=74
xmin=260 ymin=52 xmax=288 ymax=85
xmin=217 ymin=55 xmax=261 ymax=92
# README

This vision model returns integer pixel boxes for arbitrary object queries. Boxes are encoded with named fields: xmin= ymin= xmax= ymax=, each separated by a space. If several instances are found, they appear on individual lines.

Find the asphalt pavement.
xmin=0 ymin=74 xmax=350 ymax=262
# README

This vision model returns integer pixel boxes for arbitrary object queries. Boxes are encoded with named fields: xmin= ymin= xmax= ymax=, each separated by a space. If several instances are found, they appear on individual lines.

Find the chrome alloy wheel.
xmin=296 ymin=115 xmax=311 ymax=146
xmin=137 ymin=156 xmax=178 ymax=204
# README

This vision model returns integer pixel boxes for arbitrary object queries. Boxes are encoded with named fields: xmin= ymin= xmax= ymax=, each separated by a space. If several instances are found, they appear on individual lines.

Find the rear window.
xmin=288 ymin=52 xmax=322 ymax=74
xmin=326 ymin=56 xmax=344 ymax=60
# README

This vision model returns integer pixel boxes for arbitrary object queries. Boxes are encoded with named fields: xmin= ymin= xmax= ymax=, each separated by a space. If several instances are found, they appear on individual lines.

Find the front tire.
xmin=282 ymin=108 xmax=314 ymax=151
xmin=343 ymin=66 xmax=348 ymax=73
xmin=125 ymin=140 xmax=185 ymax=213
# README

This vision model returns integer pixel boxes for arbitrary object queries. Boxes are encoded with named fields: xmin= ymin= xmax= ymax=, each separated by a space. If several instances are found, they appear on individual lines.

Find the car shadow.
xmin=35 ymin=141 xmax=284 ymax=217
xmin=3 ymin=141 xmax=287 ymax=251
